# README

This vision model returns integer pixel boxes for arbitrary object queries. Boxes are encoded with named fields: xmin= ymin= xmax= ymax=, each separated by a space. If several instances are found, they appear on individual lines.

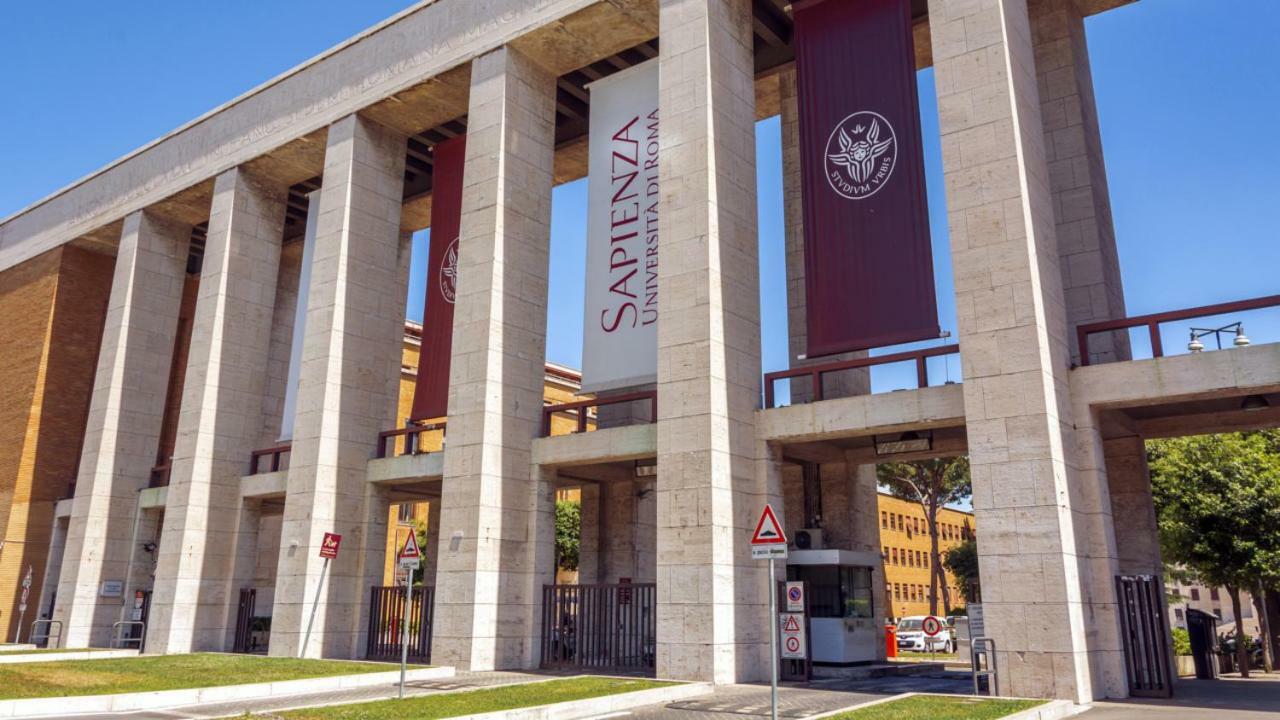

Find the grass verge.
xmin=0 ymin=653 xmax=423 ymax=700
xmin=828 ymin=695 xmax=1044 ymax=720
xmin=891 ymin=652 xmax=960 ymax=662
xmin=279 ymin=676 xmax=676 ymax=719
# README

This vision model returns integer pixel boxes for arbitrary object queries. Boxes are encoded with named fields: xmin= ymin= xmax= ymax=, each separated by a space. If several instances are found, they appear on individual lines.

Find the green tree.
xmin=1148 ymin=431 xmax=1280 ymax=677
xmin=943 ymin=537 xmax=980 ymax=604
xmin=555 ymin=500 xmax=581 ymax=572
xmin=878 ymin=457 xmax=972 ymax=615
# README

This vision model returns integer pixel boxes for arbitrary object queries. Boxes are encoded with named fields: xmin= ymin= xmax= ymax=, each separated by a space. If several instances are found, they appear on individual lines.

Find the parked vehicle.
xmin=895 ymin=616 xmax=953 ymax=653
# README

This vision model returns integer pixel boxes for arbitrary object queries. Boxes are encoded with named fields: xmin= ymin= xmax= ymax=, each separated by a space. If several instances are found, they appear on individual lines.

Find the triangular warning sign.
xmin=400 ymin=531 xmax=422 ymax=559
xmin=782 ymin=615 xmax=802 ymax=632
xmin=751 ymin=504 xmax=788 ymax=545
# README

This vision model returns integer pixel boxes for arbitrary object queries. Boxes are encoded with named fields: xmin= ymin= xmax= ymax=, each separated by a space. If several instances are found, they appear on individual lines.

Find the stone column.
xmin=655 ymin=0 xmax=767 ymax=683
xmin=422 ymin=498 xmax=442 ymax=587
xmin=219 ymin=499 xmax=264 ymax=648
xmin=148 ymin=167 xmax=286 ymax=653
xmin=577 ymin=484 xmax=602 ymax=584
xmin=269 ymin=113 xmax=409 ymax=658
xmin=431 ymin=44 xmax=557 ymax=671
xmin=1029 ymin=0 xmax=1128 ymax=365
xmin=779 ymin=68 xmax=869 ymax=403
xmin=928 ymin=0 xmax=1104 ymax=701
xmin=1104 ymin=436 xmax=1160 ymax=576
xmin=35 ymin=516 xmax=69 ymax=628
xmin=52 ymin=210 xmax=189 ymax=648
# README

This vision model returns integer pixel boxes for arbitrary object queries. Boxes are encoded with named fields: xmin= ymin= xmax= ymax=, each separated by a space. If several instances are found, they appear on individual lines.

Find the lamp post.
xmin=1187 ymin=322 xmax=1249 ymax=352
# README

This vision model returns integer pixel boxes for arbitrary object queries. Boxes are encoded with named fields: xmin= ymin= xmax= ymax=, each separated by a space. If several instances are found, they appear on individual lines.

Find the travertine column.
xmin=577 ymin=485 xmax=602 ymax=584
xmin=421 ymin=499 xmax=442 ymax=587
xmin=53 ymin=210 xmax=189 ymax=647
xmin=929 ymin=0 xmax=1103 ymax=701
xmin=779 ymin=68 xmax=869 ymax=403
xmin=656 ymin=0 xmax=768 ymax=683
xmin=148 ymin=167 xmax=285 ymax=653
xmin=1103 ymin=436 xmax=1160 ymax=575
xmin=269 ymin=114 xmax=409 ymax=658
xmin=1029 ymin=0 xmax=1128 ymax=365
xmin=432 ymin=45 xmax=557 ymax=671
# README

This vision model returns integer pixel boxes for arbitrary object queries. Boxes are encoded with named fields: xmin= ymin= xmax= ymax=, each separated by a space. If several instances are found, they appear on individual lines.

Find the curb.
xmin=800 ymin=694 xmax=1085 ymax=720
xmin=0 ymin=649 xmax=138 ymax=665
xmin=1002 ymin=699 xmax=1085 ymax=720
xmin=439 ymin=680 xmax=712 ymax=720
xmin=0 ymin=664 xmax=456 ymax=718
xmin=800 ymin=692 xmax=916 ymax=719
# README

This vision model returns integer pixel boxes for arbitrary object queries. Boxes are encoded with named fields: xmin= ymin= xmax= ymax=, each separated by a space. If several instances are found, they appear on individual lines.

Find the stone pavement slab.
xmin=1083 ymin=675 xmax=1280 ymax=719
xmin=32 ymin=670 xmax=543 ymax=720
xmin=612 ymin=683 xmax=888 ymax=720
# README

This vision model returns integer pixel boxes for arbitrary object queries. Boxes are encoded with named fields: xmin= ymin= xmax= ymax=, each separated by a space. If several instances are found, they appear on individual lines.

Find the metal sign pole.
xmin=300 ymin=557 xmax=330 ymax=658
xmin=400 ymin=564 xmax=413 ymax=699
xmin=769 ymin=557 xmax=778 ymax=720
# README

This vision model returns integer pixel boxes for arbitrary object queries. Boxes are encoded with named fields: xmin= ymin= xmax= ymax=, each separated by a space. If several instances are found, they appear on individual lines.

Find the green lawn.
xmin=829 ymin=695 xmax=1044 ymax=720
xmin=279 ymin=676 xmax=675 ymax=720
xmin=0 ymin=653 xmax=422 ymax=700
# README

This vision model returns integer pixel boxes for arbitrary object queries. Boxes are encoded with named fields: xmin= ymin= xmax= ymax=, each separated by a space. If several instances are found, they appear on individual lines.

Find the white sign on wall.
xmin=581 ymin=59 xmax=659 ymax=393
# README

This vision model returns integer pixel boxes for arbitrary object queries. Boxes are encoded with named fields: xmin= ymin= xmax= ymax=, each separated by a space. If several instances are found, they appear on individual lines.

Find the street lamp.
xmin=1187 ymin=322 xmax=1249 ymax=352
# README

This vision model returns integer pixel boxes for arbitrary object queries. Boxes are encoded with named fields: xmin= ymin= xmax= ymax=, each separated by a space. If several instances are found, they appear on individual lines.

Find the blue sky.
xmin=1 ymin=0 xmax=1276 ymax=391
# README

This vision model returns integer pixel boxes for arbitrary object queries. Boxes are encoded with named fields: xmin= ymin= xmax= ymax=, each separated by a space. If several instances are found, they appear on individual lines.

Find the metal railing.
xmin=248 ymin=444 xmax=291 ymax=475
xmin=763 ymin=345 xmax=960 ymax=408
xmin=149 ymin=462 xmax=171 ymax=488
xmin=541 ymin=391 xmax=656 ymax=437
xmin=1076 ymin=294 xmax=1280 ymax=366
xmin=970 ymin=636 xmax=998 ymax=696
xmin=29 ymin=619 xmax=62 ymax=648
xmin=110 ymin=620 xmax=146 ymax=649
xmin=376 ymin=422 xmax=447 ymax=459
xmin=541 ymin=583 xmax=656 ymax=671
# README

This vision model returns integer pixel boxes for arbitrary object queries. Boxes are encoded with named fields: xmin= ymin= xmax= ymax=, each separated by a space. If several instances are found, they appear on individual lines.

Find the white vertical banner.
xmin=581 ymin=59 xmax=659 ymax=394
xmin=279 ymin=190 xmax=320 ymax=442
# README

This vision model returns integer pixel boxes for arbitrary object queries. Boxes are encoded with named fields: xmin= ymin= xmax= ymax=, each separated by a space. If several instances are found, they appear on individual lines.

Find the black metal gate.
xmin=1116 ymin=574 xmax=1173 ymax=698
xmin=540 ymin=583 xmax=656 ymax=672
xmin=233 ymin=588 xmax=256 ymax=653
xmin=366 ymin=585 xmax=434 ymax=662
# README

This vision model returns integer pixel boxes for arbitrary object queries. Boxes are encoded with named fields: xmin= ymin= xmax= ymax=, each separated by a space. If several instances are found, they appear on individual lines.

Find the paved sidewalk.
xmin=609 ymin=683 xmax=887 ymax=720
xmin=36 ymin=670 xmax=545 ymax=720
xmin=1084 ymin=675 xmax=1280 ymax=719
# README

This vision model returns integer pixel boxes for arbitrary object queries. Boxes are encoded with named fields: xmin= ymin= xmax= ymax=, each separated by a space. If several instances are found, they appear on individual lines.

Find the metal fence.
xmin=540 ymin=583 xmax=656 ymax=672
xmin=366 ymin=585 xmax=434 ymax=663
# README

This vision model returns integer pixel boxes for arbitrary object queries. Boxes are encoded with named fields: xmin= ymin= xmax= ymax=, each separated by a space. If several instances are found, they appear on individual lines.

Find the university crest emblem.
xmin=439 ymin=237 xmax=459 ymax=304
xmin=824 ymin=111 xmax=897 ymax=199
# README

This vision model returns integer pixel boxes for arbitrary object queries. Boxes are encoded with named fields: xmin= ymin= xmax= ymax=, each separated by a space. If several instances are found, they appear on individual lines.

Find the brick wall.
xmin=0 ymin=246 xmax=113 ymax=639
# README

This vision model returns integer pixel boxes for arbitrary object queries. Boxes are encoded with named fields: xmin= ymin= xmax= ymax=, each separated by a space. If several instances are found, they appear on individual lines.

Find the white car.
xmin=896 ymin=616 xmax=953 ymax=653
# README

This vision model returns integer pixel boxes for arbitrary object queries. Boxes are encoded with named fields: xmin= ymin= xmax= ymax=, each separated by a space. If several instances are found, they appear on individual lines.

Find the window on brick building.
xmin=1210 ymin=588 xmax=1220 ymax=601
xmin=881 ymin=511 xmax=888 ymax=528
xmin=1191 ymin=588 xmax=1200 ymax=601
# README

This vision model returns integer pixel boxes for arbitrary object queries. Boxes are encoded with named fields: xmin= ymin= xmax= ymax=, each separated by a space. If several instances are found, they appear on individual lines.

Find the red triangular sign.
xmin=782 ymin=615 xmax=802 ymax=632
xmin=751 ymin=504 xmax=788 ymax=545
xmin=400 ymin=531 xmax=422 ymax=559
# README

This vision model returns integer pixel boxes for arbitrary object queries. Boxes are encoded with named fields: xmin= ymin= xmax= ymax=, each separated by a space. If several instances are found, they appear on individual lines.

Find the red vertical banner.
xmin=794 ymin=0 xmax=939 ymax=356
xmin=410 ymin=135 xmax=465 ymax=422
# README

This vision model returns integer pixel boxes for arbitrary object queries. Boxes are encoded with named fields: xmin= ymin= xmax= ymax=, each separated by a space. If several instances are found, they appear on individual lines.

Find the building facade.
xmin=2 ymin=0 xmax=1278 ymax=704
xmin=878 ymin=493 xmax=972 ymax=619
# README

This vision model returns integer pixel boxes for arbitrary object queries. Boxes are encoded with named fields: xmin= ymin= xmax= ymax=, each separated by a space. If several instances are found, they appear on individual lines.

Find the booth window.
xmin=787 ymin=565 xmax=875 ymax=619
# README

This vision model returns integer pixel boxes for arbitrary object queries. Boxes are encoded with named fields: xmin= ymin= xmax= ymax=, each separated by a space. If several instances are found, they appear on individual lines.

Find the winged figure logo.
xmin=439 ymin=238 xmax=459 ymax=303
xmin=827 ymin=119 xmax=893 ymax=184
